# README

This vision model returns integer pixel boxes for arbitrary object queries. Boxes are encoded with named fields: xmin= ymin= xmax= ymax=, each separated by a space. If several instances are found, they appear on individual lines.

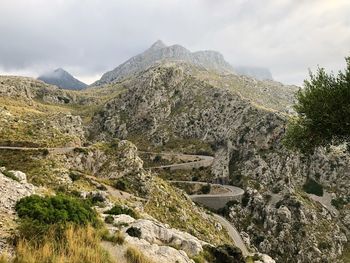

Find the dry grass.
xmin=0 ymin=225 xmax=115 ymax=263
xmin=0 ymin=254 xmax=10 ymax=263
xmin=125 ymin=246 xmax=153 ymax=263
xmin=102 ymin=230 xmax=125 ymax=245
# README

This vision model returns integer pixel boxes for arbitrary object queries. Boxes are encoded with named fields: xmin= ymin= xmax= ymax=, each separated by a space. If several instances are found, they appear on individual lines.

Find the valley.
xmin=0 ymin=41 xmax=349 ymax=263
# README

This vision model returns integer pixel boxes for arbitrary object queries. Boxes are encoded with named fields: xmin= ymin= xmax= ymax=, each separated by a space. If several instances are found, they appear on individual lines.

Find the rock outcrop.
xmin=228 ymin=188 xmax=347 ymax=263
xmin=0 ymin=168 xmax=35 ymax=253
xmin=110 ymin=214 xmax=206 ymax=258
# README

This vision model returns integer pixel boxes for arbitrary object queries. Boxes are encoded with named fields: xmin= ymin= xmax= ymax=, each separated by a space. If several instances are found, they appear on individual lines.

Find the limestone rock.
xmin=0 ymin=170 xmax=36 ymax=253
xmin=114 ymin=216 xmax=206 ymax=257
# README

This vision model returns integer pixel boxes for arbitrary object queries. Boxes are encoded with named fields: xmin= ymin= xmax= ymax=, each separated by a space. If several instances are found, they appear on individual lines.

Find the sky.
xmin=0 ymin=0 xmax=349 ymax=85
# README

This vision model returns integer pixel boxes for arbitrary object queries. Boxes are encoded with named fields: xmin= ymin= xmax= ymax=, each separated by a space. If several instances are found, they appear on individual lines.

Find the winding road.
xmin=139 ymin=151 xmax=214 ymax=170
xmin=141 ymin=151 xmax=249 ymax=256
xmin=0 ymin=146 xmax=249 ymax=257
xmin=170 ymin=180 xmax=244 ymax=210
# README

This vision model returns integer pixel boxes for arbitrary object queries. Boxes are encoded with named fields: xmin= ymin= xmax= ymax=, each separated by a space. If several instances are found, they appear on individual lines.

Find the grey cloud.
xmin=0 ymin=0 xmax=349 ymax=85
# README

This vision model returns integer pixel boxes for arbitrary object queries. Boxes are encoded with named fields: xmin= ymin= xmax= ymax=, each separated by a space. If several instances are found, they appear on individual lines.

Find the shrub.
xmin=126 ymin=227 xmax=142 ymax=238
xmin=200 ymin=184 xmax=211 ymax=194
xmin=241 ymin=192 xmax=250 ymax=207
xmin=105 ymin=204 xmax=137 ymax=218
xmin=204 ymin=244 xmax=245 ymax=263
xmin=89 ymin=192 xmax=106 ymax=205
xmin=104 ymin=215 xmax=114 ymax=224
xmin=125 ymin=246 xmax=153 ymax=263
xmin=73 ymin=147 xmax=89 ymax=154
xmin=15 ymin=194 xmax=99 ymax=226
xmin=42 ymin=149 xmax=50 ymax=156
xmin=69 ymin=171 xmax=82 ymax=181
xmin=153 ymin=155 xmax=162 ymax=163
xmin=331 ymin=197 xmax=349 ymax=209
xmin=113 ymin=178 xmax=129 ymax=191
xmin=303 ymin=178 xmax=324 ymax=196
xmin=217 ymin=200 xmax=239 ymax=216
xmin=192 ymin=176 xmax=199 ymax=181
xmin=97 ymin=184 xmax=107 ymax=191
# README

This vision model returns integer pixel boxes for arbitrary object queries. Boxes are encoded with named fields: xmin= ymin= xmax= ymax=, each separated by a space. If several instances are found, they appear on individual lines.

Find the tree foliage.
xmin=284 ymin=57 xmax=350 ymax=153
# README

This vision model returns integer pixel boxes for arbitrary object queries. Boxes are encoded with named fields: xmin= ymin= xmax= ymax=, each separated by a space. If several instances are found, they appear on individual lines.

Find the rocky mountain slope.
xmin=0 ymin=75 xmax=263 ymax=262
xmin=93 ymin=40 xmax=235 ymax=86
xmin=38 ymin=68 xmax=87 ymax=90
xmin=90 ymin=62 xmax=349 ymax=262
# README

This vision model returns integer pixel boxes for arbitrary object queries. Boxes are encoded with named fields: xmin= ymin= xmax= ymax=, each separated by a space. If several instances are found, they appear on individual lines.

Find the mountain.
xmin=234 ymin=66 xmax=273 ymax=80
xmin=90 ymin=62 xmax=349 ymax=262
xmin=38 ymin=68 xmax=87 ymax=90
xmin=93 ymin=40 xmax=235 ymax=86
xmin=1 ymin=45 xmax=349 ymax=263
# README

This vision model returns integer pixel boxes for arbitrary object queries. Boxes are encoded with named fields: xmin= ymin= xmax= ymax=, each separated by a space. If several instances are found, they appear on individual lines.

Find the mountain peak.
xmin=54 ymin=68 xmax=66 ymax=73
xmin=150 ymin=40 xmax=167 ymax=50
xmin=38 ymin=68 xmax=87 ymax=90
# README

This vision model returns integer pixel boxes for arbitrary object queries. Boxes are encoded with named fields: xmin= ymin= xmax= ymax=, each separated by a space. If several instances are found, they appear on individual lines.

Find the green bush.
xmin=203 ymin=244 xmax=245 ymax=263
xmin=200 ymin=184 xmax=211 ymax=194
xmin=153 ymin=155 xmax=162 ymax=163
xmin=113 ymin=179 xmax=129 ymax=191
xmin=126 ymin=227 xmax=141 ymax=238
xmin=69 ymin=171 xmax=82 ymax=181
xmin=303 ymin=178 xmax=324 ymax=196
xmin=15 ymin=194 xmax=99 ymax=226
xmin=331 ymin=197 xmax=349 ymax=209
xmin=105 ymin=204 xmax=137 ymax=218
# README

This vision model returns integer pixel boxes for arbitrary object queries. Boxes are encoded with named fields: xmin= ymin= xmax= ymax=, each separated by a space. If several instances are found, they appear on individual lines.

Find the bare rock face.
xmin=108 ymin=214 xmax=206 ymax=262
xmin=0 ymin=76 xmax=78 ymax=104
xmin=0 ymin=169 xmax=36 ymax=253
xmin=60 ymin=140 xmax=143 ymax=179
xmin=229 ymin=188 xmax=348 ymax=263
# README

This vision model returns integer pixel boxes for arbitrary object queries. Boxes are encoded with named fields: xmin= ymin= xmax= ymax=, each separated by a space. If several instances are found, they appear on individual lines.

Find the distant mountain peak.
xmin=149 ymin=40 xmax=167 ymax=50
xmin=93 ymin=41 xmax=234 ymax=86
xmin=54 ymin=68 xmax=65 ymax=73
xmin=38 ymin=68 xmax=87 ymax=90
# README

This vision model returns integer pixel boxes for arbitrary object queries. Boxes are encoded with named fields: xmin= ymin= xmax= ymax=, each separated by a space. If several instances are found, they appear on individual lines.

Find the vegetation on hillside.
xmin=0 ymin=225 xmax=114 ymax=263
xmin=284 ymin=57 xmax=350 ymax=153
xmin=15 ymin=194 xmax=100 ymax=240
xmin=144 ymin=177 xmax=231 ymax=245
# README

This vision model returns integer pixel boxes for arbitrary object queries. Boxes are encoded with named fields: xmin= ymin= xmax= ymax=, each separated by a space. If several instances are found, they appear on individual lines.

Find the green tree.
xmin=284 ymin=57 xmax=350 ymax=153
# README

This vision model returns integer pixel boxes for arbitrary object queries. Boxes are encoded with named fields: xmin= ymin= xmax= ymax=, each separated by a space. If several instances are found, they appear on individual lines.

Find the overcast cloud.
xmin=0 ymin=0 xmax=349 ymax=85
